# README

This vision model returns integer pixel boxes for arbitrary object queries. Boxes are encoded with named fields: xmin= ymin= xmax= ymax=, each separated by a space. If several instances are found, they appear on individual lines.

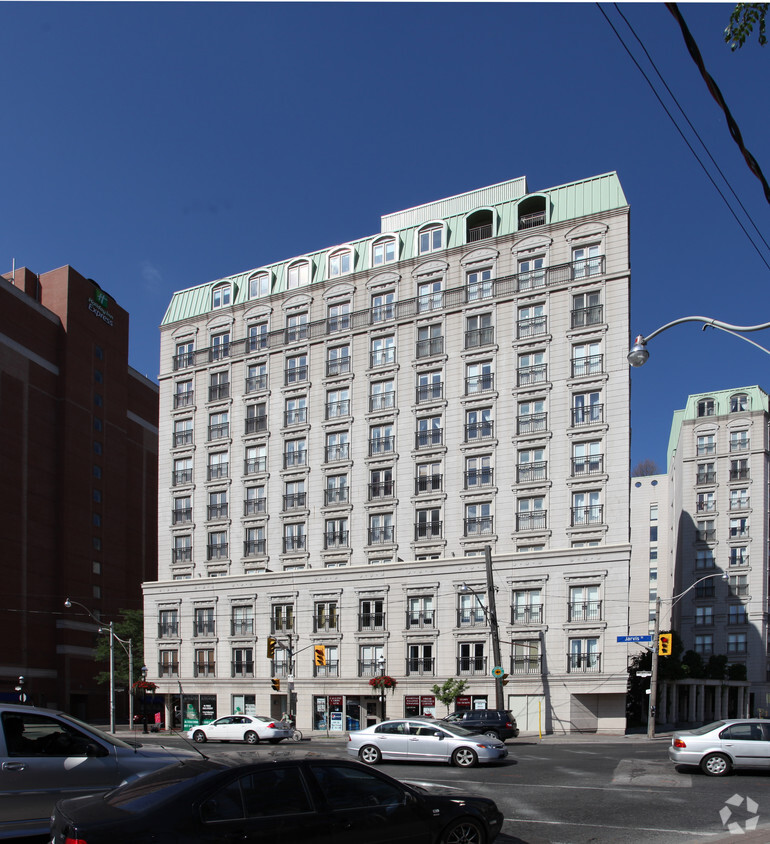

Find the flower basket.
xmin=132 ymin=680 xmax=157 ymax=694
xmin=369 ymin=675 xmax=397 ymax=691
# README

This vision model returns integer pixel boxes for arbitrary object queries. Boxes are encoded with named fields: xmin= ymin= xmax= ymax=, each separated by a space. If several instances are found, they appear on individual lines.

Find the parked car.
xmin=0 ymin=703 xmax=199 ymax=840
xmin=50 ymin=754 xmax=504 ymax=843
xmin=347 ymin=717 xmax=508 ymax=768
xmin=668 ymin=718 xmax=770 ymax=776
xmin=188 ymin=714 xmax=292 ymax=745
xmin=441 ymin=709 xmax=519 ymax=741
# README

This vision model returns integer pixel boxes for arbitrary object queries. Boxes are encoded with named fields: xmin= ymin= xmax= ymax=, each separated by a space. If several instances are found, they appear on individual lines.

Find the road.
xmin=175 ymin=733 xmax=770 ymax=843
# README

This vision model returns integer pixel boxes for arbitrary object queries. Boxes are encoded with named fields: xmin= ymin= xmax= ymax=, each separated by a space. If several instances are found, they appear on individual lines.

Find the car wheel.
xmin=192 ymin=730 xmax=207 ymax=743
xmin=440 ymin=817 xmax=486 ymax=844
xmin=359 ymin=744 xmax=382 ymax=765
xmin=483 ymin=729 xmax=499 ymax=740
xmin=701 ymin=752 xmax=732 ymax=776
xmin=452 ymin=747 xmax=478 ymax=768
xmin=244 ymin=731 xmax=260 ymax=745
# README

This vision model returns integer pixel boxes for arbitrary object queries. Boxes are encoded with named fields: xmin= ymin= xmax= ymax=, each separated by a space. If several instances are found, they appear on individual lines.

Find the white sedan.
xmin=188 ymin=715 xmax=292 ymax=745
xmin=347 ymin=718 xmax=508 ymax=768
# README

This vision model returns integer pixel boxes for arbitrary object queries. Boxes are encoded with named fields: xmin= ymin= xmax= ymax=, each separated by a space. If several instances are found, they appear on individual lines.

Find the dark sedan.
xmin=50 ymin=753 xmax=504 ymax=844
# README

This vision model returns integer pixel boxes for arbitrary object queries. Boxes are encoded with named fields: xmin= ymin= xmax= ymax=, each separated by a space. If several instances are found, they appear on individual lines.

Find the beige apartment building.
xmin=143 ymin=173 xmax=633 ymax=734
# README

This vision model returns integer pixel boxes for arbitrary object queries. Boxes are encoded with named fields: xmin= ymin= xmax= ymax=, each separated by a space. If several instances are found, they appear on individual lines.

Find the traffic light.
xmin=314 ymin=645 xmax=326 ymax=667
xmin=658 ymin=634 xmax=672 ymax=656
xmin=266 ymin=636 xmax=277 ymax=659
xmin=271 ymin=677 xmax=281 ymax=691
xmin=501 ymin=673 xmax=510 ymax=687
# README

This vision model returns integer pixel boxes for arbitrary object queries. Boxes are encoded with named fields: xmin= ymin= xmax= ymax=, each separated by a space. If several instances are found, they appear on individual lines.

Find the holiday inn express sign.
xmin=88 ymin=287 xmax=114 ymax=326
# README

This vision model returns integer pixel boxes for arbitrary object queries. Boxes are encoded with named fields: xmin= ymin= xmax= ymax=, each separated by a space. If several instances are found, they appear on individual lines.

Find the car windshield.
xmin=687 ymin=721 xmax=727 ymax=736
xmin=105 ymin=763 xmax=214 ymax=811
xmin=436 ymin=723 xmax=475 ymax=738
xmin=57 ymin=712 xmax=137 ymax=750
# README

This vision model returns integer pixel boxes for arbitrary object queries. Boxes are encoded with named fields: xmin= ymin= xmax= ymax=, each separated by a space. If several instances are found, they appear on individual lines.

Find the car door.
xmin=0 ymin=711 xmax=120 ymax=833
xmin=308 ymin=761 xmax=432 ymax=844
xmin=198 ymin=764 xmax=333 ymax=843
xmin=370 ymin=721 xmax=411 ymax=760
xmin=207 ymin=716 xmax=237 ymax=741
xmin=406 ymin=722 xmax=451 ymax=763
xmin=720 ymin=723 xmax=770 ymax=768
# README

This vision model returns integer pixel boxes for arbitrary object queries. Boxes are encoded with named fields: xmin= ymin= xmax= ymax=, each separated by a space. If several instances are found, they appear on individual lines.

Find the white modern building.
xmin=143 ymin=173 xmax=633 ymax=734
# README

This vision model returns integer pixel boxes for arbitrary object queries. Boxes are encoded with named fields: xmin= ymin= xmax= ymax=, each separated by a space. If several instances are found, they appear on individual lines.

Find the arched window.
xmin=466 ymin=210 xmax=493 ymax=243
xmin=517 ymin=196 xmax=546 ymax=229
xmin=249 ymin=272 xmax=270 ymax=299
xmin=287 ymin=261 xmax=310 ymax=290
xmin=372 ymin=236 xmax=396 ymax=266
xmin=328 ymin=249 xmax=352 ymax=278
xmin=212 ymin=283 xmax=231 ymax=309
xmin=418 ymin=224 xmax=444 ymax=255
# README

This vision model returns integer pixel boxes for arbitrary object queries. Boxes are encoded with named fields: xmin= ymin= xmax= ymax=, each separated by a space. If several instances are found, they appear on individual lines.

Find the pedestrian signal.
xmin=314 ymin=645 xmax=327 ymax=667
xmin=266 ymin=636 xmax=277 ymax=659
xmin=658 ymin=634 xmax=672 ymax=656
xmin=271 ymin=677 xmax=281 ymax=691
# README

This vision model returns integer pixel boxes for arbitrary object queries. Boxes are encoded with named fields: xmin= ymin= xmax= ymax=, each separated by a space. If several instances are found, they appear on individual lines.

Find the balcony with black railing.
xmin=368 ymin=526 xmax=395 ymax=545
xmin=464 ymin=469 xmax=493 ymax=489
xmin=465 ymin=422 xmax=494 ymax=442
xmin=465 ymin=374 xmax=494 ymax=396
xmin=415 ymin=474 xmax=442 ymax=494
xmin=326 ymin=358 xmax=351 ymax=377
xmin=416 ymin=383 xmax=443 ymax=403
xmin=358 ymin=612 xmax=385 ymax=631
xmin=571 ymin=405 xmax=604 ymax=427
xmin=172 ymin=547 xmax=192 ymax=563
xmin=245 ymin=374 xmax=268 ymax=393
xmin=313 ymin=614 xmax=339 ymax=633
xmin=696 ymin=529 xmax=717 ymax=542
xmin=518 ymin=211 xmax=545 ymax=229
xmin=193 ymin=622 xmax=216 ymax=638
xmin=157 ymin=661 xmax=179 ymax=677
xmin=244 ymin=497 xmax=266 ymax=516
xmin=568 ymin=601 xmax=602 ymax=622
xmin=571 ymin=305 xmax=603 ymax=328
xmin=173 ymin=430 xmax=193 ymax=448
xmin=208 ymin=384 xmax=230 ymax=402
xmin=158 ymin=622 xmax=179 ymax=638
xmin=173 ymin=351 xmax=195 ymax=370
xmin=327 ymin=314 xmax=350 ymax=333
xmin=516 ymin=511 xmax=547 ymax=531
xmin=517 ymin=461 xmax=547 ymax=483
xmin=282 ymin=535 xmax=307 ymax=553
xmin=283 ymin=493 xmax=307 ymax=511
xmin=207 ymin=543 xmax=229 ymax=560
xmin=243 ymin=538 xmax=266 ymax=557
xmin=511 ymin=606 xmax=543 ymax=624
xmin=326 ymin=400 xmax=350 ymax=419
xmin=517 ymin=412 xmax=547 ymax=435
xmin=369 ymin=392 xmax=396 ymax=411
xmin=464 ymin=517 xmax=494 ymax=536
xmin=511 ymin=655 xmax=542 ymax=674
xmin=209 ymin=343 xmax=230 ymax=362
xmin=370 ymin=350 xmax=396 ymax=368
xmin=284 ymin=451 xmax=307 ymax=469
xmin=245 ymin=415 xmax=267 ymax=434
xmin=325 ymin=444 xmax=350 ymax=463
xmin=271 ymin=660 xmax=291 ymax=677
xmin=517 ymin=365 xmax=547 ymax=387
xmin=406 ymin=610 xmax=435 ymax=629
xmin=729 ymin=496 xmax=750 ymax=511
xmin=369 ymin=482 xmax=394 ymax=500
xmin=416 ymin=337 xmax=444 ymax=358
xmin=231 ymin=661 xmax=254 ymax=678
xmin=730 ymin=467 xmax=750 ymax=481
xmin=208 ymin=422 xmax=229 ymax=441
xmin=174 ymin=391 xmax=194 ymax=409
xmin=415 ymin=521 xmax=442 ymax=540
xmin=244 ymin=457 xmax=266 ymax=475
xmin=231 ymin=619 xmax=254 ymax=635
xmin=359 ymin=659 xmax=387 ymax=677
xmin=271 ymin=616 xmax=295 ymax=634
xmin=467 ymin=223 xmax=493 ymax=241
xmin=207 ymin=463 xmax=229 ymax=480
xmin=696 ymin=471 xmax=717 ymax=485
xmin=324 ymin=530 xmax=349 ymax=549
xmin=571 ymin=505 xmax=604 ymax=526
xmin=571 ymin=455 xmax=604 ymax=477
xmin=571 ymin=355 xmax=603 ymax=378
xmin=284 ymin=365 xmax=308 ymax=385
xmin=325 ymin=487 xmax=349 ymax=505
xmin=415 ymin=429 xmax=443 ymax=449
xmin=314 ymin=661 xmax=340 ymax=678
xmin=284 ymin=326 xmax=309 ymax=344
xmin=207 ymin=504 xmax=229 ymax=520
xmin=516 ymin=317 xmax=547 ymax=340
xmin=406 ymin=658 xmax=435 ymax=676
xmin=464 ymin=327 xmax=495 ymax=349
xmin=172 ymin=507 xmax=192 ymax=525
xmin=695 ymin=500 xmax=716 ymax=513
xmin=567 ymin=652 xmax=601 ymax=673
xmin=457 ymin=656 xmax=488 ymax=675
xmin=369 ymin=436 xmax=395 ymax=456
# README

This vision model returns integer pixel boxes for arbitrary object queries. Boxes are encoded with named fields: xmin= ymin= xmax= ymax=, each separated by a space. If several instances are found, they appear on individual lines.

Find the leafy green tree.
xmin=725 ymin=3 xmax=767 ymax=50
xmin=92 ymin=609 xmax=145 ymax=689
xmin=431 ymin=679 xmax=468 ymax=714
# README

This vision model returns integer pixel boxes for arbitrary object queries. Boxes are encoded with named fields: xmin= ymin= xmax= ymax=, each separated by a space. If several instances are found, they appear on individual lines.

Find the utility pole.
xmin=647 ymin=595 xmax=661 ymax=739
xmin=484 ymin=545 xmax=504 ymax=709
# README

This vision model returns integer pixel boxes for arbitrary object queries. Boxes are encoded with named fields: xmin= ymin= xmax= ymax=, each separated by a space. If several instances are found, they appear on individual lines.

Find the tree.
xmin=631 ymin=459 xmax=661 ymax=477
xmin=431 ymin=679 xmax=468 ymax=714
xmin=725 ymin=3 xmax=767 ymax=50
xmin=92 ymin=609 xmax=145 ymax=689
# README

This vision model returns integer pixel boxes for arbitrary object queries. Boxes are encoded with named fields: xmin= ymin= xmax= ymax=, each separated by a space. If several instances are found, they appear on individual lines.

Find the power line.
xmin=596 ymin=4 xmax=770 ymax=273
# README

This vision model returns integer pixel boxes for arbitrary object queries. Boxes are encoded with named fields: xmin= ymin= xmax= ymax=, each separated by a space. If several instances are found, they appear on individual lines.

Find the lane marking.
xmin=502 ymin=816 xmax=720 ymax=837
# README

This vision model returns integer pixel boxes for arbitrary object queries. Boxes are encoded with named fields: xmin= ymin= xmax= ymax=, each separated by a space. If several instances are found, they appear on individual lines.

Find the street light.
xmin=628 ymin=317 xmax=770 ymax=367
xmin=100 ymin=627 xmax=133 ymax=727
xmin=377 ymin=654 xmax=386 ymax=722
xmin=64 ymin=598 xmax=116 ymax=733
xmin=647 ymin=573 xmax=728 ymax=739
xmin=141 ymin=665 xmax=149 ymax=733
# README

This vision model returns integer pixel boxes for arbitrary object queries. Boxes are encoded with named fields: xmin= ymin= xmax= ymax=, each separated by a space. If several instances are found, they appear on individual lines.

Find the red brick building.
xmin=0 ymin=265 xmax=158 ymax=720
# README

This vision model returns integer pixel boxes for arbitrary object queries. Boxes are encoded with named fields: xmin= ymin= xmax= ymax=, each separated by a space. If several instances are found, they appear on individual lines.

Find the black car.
xmin=50 ymin=753 xmax=504 ymax=844
xmin=441 ymin=709 xmax=519 ymax=741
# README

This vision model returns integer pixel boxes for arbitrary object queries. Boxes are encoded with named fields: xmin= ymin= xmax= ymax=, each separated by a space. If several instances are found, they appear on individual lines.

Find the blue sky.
xmin=4 ymin=2 xmax=770 ymax=470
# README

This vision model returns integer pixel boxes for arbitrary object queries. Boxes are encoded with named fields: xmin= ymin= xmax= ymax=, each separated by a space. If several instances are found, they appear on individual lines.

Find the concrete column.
xmin=670 ymin=683 xmax=679 ymax=726
xmin=737 ymin=685 xmax=745 ymax=717
xmin=658 ymin=682 xmax=668 ymax=724
xmin=689 ymin=683 xmax=698 ymax=722
xmin=721 ymin=686 xmax=729 ymax=719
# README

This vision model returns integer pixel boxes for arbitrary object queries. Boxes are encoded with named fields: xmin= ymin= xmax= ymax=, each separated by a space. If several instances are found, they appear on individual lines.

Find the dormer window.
xmin=466 ymin=210 xmax=493 ymax=243
xmin=328 ymin=249 xmax=352 ymax=278
xmin=372 ymin=236 xmax=396 ymax=266
xmin=287 ymin=261 xmax=309 ymax=289
xmin=730 ymin=393 xmax=749 ymax=413
xmin=697 ymin=398 xmax=715 ymax=417
xmin=418 ymin=224 xmax=444 ymax=255
xmin=212 ymin=284 xmax=231 ymax=309
xmin=249 ymin=272 xmax=270 ymax=299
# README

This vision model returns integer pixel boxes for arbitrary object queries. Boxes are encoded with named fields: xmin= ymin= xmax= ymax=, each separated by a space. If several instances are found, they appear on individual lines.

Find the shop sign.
xmin=456 ymin=696 xmax=471 ymax=708
xmin=88 ymin=289 xmax=114 ymax=326
xmin=420 ymin=695 xmax=436 ymax=707
xmin=404 ymin=695 xmax=419 ymax=706
xmin=330 ymin=711 xmax=344 ymax=732
xmin=329 ymin=695 xmax=343 ymax=706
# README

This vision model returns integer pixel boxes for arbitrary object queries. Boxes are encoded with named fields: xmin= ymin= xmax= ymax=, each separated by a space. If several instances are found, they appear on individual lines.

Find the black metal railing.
xmin=568 ymin=601 xmax=602 ymax=622
xmin=415 ymin=337 xmax=444 ymax=358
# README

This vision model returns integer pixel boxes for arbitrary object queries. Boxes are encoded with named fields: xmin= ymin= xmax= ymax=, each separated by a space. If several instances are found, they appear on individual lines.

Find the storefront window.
xmin=232 ymin=694 xmax=256 ymax=716
xmin=404 ymin=695 xmax=437 ymax=718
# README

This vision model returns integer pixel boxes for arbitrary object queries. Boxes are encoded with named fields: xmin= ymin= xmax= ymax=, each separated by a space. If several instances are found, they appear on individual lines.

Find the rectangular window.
xmin=370 ymin=379 xmax=396 ymax=410
xmin=327 ymin=301 xmax=350 ymax=333
xmin=373 ymin=238 xmax=395 ymax=266
xmin=518 ymin=256 xmax=545 ymax=289
xmin=326 ymin=344 xmax=351 ymax=376
xmin=571 ymin=342 xmax=601 ymax=378
xmin=571 ymin=291 xmax=602 ymax=328
xmin=512 ymin=589 xmax=542 ymax=624
xmin=326 ymin=387 xmax=350 ymax=419
xmin=518 ymin=350 xmax=546 ymax=386
xmin=417 ymin=279 xmax=443 ymax=312
xmin=572 ymin=244 xmax=601 ymax=278
xmin=517 ymin=304 xmax=545 ymax=339
xmin=371 ymin=290 xmax=395 ymax=322
xmin=370 ymin=335 xmax=395 ymax=367
xmin=246 ymin=363 xmax=268 ymax=393
xmin=466 ymin=268 xmax=493 ymax=301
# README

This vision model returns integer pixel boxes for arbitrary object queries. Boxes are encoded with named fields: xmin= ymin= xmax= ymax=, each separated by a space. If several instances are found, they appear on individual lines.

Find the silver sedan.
xmin=668 ymin=719 xmax=770 ymax=776
xmin=347 ymin=718 xmax=508 ymax=768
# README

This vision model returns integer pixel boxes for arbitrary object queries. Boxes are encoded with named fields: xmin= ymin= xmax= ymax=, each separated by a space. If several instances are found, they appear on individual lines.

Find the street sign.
xmin=491 ymin=666 xmax=504 ymax=678
xmin=617 ymin=635 xmax=653 ymax=643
